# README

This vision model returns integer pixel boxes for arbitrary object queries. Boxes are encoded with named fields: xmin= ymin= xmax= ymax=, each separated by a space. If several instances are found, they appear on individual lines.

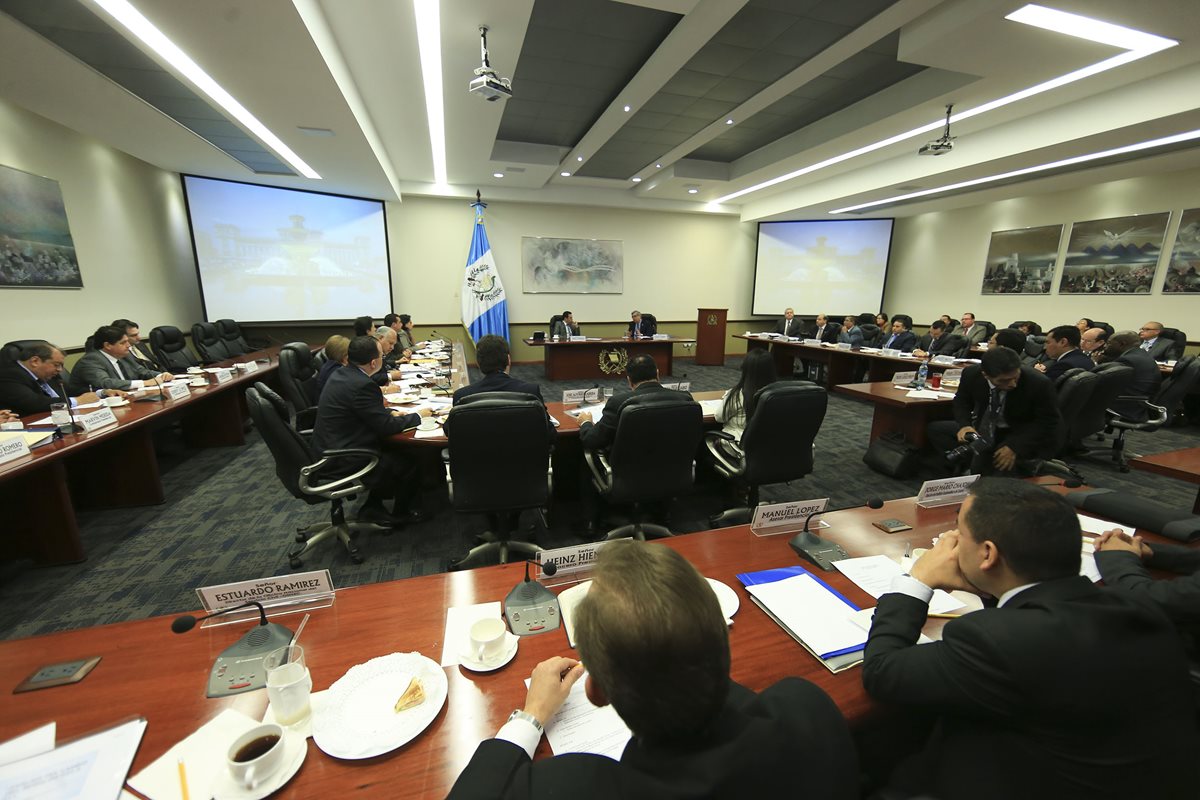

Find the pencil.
xmin=927 ymin=613 xmax=962 ymax=619
xmin=177 ymin=757 xmax=190 ymax=800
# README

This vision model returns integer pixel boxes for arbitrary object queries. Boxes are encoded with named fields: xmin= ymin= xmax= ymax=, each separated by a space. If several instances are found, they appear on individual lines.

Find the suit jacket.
xmin=951 ymin=364 xmax=1060 ymax=459
xmin=959 ymin=324 xmax=988 ymax=346
xmin=1111 ymin=347 xmax=1163 ymax=420
xmin=626 ymin=318 xmax=657 ymax=337
xmin=0 ymin=361 xmax=71 ymax=415
xmin=774 ymin=317 xmax=801 ymax=337
xmin=879 ymin=330 xmax=917 ymax=352
xmin=810 ymin=323 xmax=839 ymax=343
xmin=1142 ymin=336 xmax=1179 ymax=362
xmin=1042 ymin=348 xmax=1094 ymax=384
xmin=837 ymin=325 xmax=863 ymax=347
xmin=68 ymin=349 xmax=158 ymax=394
xmin=550 ymin=320 xmax=580 ymax=339
xmin=396 ymin=329 xmax=416 ymax=352
xmin=917 ymin=333 xmax=965 ymax=356
xmin=446 ymin=678 xmax=858 ymax=800
xmin=126 ymin=343 xmax=158 ymax=372
xmin=1095 ymin=545 xmax=1200 ymax=656
xmin=863 ymin=577 xmax=1198 ymax=799
xmin=312 ymin=365 xmax=419 ymax=462
xmin=579 ymin=381 xmax=693 ymax=452
xmin=453 ymin=370 xmax=543 ymax=405
xmin=314 ymin=359 xmax=342 ymax=399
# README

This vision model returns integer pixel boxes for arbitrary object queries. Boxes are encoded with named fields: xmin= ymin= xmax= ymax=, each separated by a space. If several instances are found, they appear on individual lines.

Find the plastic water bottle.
xmin=915 ymin=359 xmax=929 ymax=390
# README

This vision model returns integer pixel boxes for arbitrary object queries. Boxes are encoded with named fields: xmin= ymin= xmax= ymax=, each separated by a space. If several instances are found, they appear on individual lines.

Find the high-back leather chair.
xmin=707 ymin=382 xmax=827 ymax=525
xmin=149 ymin=326 xmax=200 ymax=371
xmin=444 ymin=392 xmax=553 ymax=568
xmin=247 ymin=383 xmax=385 ymax=567
xmin=1060 ymin=363 xmax=1133 ymax=458
xmin=1023 ymin=335 xmax=1047 ymax=364
xmin=191 ymin=322 xmax=232 ymax=363
xmin=859 ymin=323 xmax=881 ymax=347
xmin=278 ymin=342 xmax=319 ymax=415
xmin=585 ymin=398 xmax=702 ymax=540
xmin=1 ymin=339 xmax=47 ymax=366
xmin=977 ymin=320 xmax=997 ymax=340
xmin=1033 ymin=368 xmax=1098 ymax=483
xmin=1102 ymin=356 xmax=1200 ymax=471
xmin=214 ymin=319 xmax=247 ymax=357
xmin=1092 ymin=321 xmax=1116 ymax=338
xmin=1160 ymin=328 xmax=1188 ymax=361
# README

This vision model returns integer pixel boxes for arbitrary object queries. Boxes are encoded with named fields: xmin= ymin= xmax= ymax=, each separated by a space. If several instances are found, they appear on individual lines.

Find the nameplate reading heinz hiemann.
xmin=750 ymin=498 xmax=829 ymax=537
xmin=915 ymin=475 xmax=980 ymax=508
xmin=197 ymin=569 xmax=335 ymax=614
xmin=538 ymin=541 xmax=617 ymax=578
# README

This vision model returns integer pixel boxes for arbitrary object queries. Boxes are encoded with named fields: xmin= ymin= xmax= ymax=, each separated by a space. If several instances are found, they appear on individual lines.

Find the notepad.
xmin=698 ymin=398 xmax=724 ymax=416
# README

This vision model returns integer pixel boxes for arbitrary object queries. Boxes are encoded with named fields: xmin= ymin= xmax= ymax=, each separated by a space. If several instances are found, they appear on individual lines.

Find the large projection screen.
xmin=182 ymin=176 xmax=391 ymax=323
xmin=752 ymin=219 xmax=894 ymax=316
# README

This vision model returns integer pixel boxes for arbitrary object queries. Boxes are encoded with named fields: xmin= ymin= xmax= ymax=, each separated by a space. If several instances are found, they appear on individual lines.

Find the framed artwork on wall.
xmin=0 ymin=163 xmax=83 ymax=289
xmin=980 ymin=224 xmax=1062 ymax=294
xmin=1162 ymin=207 xmax=1200 ymax=293
xmin=1058 ymin=212 xmax=1169 ymax=294
xmin=521 ymin=236 xmax=623 ymax=294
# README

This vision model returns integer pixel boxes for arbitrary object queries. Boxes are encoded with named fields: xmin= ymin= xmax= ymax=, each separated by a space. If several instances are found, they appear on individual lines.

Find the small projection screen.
xmin=752 ymin=219 xmax=894 ymax=316
xmin=182 ymin=175 xmax=391 ymax=322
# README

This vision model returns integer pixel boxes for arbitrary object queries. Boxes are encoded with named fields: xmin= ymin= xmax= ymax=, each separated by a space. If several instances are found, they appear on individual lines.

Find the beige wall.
xmin=885 ymin=166 xmax=1200 ymax=336
xmin=0 ymin=98 xmax=201 ymax=351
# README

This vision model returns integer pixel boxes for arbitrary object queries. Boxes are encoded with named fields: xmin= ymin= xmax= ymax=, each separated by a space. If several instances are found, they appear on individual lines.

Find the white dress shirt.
xmin=101 ymin=350 xmax=143 ymax=389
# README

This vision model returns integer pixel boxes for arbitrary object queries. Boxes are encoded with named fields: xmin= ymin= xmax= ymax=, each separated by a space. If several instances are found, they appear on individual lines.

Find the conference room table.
xmin=1130 ymin=446 xmax=1200 ymax=513
xmin=0 ymin=346 xmax=290 ymax=565
xmin=834 ymin=382 xmax=957 ymax=447
xmin=735 ymin=334 xmax=971 ymax=387
xmin=522 ymin=335 xmax=695 ymax=381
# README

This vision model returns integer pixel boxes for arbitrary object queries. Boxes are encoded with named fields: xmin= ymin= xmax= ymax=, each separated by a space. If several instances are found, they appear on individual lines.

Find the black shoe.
xmin=390 ymin=509 xmax=429 ymax=527
xmin=355 ymin=505 xmax=393 ymax=526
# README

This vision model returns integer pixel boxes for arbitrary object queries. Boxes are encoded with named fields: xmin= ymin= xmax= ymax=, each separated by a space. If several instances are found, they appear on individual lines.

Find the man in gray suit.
xmin=551 ymin=311 xmax=580 ymax=339
xmin=774 ymin=308 xmax=800 ymax=337
xmin=69 ymin=325 xmax=171 ymax=395
xmin=958 ymin=313 xmax=988 ymax=347
xmin=1138 ymin=321 xmax=1179 ymax=361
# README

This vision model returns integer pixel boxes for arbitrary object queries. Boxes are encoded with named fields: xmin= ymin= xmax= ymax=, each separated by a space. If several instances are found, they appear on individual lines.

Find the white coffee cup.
xmin=468 ymin=618 xmax=508 ymax=664
xmin=227 ymin=723 xmax=286 ymax=790
xmin=417 ymin=418 xmax=439 ymax=432
xmin=187 ymin=366 xmax=203 ymax=374
xmin=419 ymin=387 xmax=433 ymax=399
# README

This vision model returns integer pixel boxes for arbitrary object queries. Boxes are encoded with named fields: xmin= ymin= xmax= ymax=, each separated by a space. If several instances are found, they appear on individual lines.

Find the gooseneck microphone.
xmin=791 ymin=497 xmax=884 ymax=571
xmin=171 ymin=600 xmax=270 ymax=633
xmin=170 ymin=601 xmax=294 ymax=698
xmin=504 ymin=559 xmax=561 ymax=637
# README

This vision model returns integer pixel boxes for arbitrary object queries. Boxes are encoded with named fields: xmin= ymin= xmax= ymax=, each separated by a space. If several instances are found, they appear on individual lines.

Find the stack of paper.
xmin=698 ymin=398 xmax=724 ymax=416
xmin=566 ymin=403 xmax=605 ymax=419
xmin=832 ymin=556 xmax=965 ymax=614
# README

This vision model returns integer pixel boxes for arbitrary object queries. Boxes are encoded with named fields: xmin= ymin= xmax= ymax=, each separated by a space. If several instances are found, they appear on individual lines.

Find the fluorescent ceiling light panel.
xmin=714 ymin=5 xmax=1176 ymax=205
xmin=828 ymin=127 xmax=1200 ymax=214
xmin=90 ymin=0 xmax=320 ymax=179
xmin=413 ymin=0 xmax=448 ymax=186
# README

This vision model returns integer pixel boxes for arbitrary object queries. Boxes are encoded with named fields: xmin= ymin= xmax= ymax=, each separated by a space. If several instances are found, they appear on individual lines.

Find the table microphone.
xmin=504 ymin=559 xmax=561 ymax=637
xmin=790 ymin=498 xmax=883 ymax=571
xmin=170 ymin=601 xmax=294 ymax=698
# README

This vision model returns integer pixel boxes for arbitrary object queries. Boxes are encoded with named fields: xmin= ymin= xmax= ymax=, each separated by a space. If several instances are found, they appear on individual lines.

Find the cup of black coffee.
xmin=227 ymin=723 xmax=286 ymax=789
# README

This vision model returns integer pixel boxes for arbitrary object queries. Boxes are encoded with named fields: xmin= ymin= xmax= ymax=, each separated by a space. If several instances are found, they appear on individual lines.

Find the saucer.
xmin=417 ymin=420 xmax=440 ymax=431
xmin=459 ymin=632 xmax=519 ymax=672
xmin=212 ymin=732 xmax=306 ymax=800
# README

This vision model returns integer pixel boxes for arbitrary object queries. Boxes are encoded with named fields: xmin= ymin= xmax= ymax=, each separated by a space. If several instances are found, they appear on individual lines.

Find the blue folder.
xmin=736 ymin=565 xmax=866 ymax=659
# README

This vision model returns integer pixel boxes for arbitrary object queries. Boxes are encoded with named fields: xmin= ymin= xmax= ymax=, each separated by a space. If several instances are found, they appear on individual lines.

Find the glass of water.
xmin=264 ymin=644 xmax=312 ymax=726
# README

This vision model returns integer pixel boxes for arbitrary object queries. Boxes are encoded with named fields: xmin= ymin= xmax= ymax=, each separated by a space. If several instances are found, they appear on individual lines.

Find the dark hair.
xmin=875 ymin=313 xmax=889 ymax=324
xmin=981 ymin=346 xmax=1021 ymax=376
xmin=475 ymin=334 xmax=510 ymax=374
xmin=963 ymin=312 xmax=976 ymax=321
xmin=574 ymin=541 xmax=730 ymax=742
xmin=964 ymin=480 xmax=1081 ymax=581
xmin=383 ymin=313 xmax=400 ymax=327
xmin=930 ymin=320 xmax=946 ymax=332
xmin=992 ymin=328 xmax=1026 ymax=353
xmin=111 ymin=318 xmax=137 ymax=331
xmin=21 ymin=342 xmax=60 ymax=361
xmin=347 ymin=335 xmax=381 ymax=366
xmin=722 ymin=349 xmax=778 ymax=423
xmin=562 ymin=310 xmax=572 ymax=318
xmin=626 ymin=354 xmax=658 ymax=384
xmin=1078 ymin=318 xmax=1094 ymax=328
xmin=399 ymin=314 xmax=412 ymax=327
xmin=93 ymin=325 xmax=126 ymax=348
xmin=856 ymin=313 xmax=876 ymax=326
xmin=892 ymin=314 xmax=912 ymax=330
xmin=1047 ymin=325 xmax=1080 ymax=347
xmin=353 ymin=316 xmax=374 ymax=337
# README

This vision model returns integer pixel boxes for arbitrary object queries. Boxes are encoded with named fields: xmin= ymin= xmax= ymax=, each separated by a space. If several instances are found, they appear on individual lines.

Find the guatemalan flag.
xmin=461 ymin=201 xmax=509 ymax=342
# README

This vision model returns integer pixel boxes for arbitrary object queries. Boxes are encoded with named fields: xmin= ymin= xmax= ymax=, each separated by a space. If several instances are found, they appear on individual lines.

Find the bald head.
xmin=1080 ymin=328 xmax=1107 ymax=353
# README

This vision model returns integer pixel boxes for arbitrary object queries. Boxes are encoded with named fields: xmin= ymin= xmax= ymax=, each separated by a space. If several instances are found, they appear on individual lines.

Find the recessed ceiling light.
xmin=631 ymin=177 xmax=642 ymax=182
xmin=560 ymin=171 xmax=571 ymax=177
xmin=90 ymin=0 xmax=320 ymax=179
xmin=576 ymin=156 xmax=583 ymax=162
xmin=655 ymin=163 xmax=662 ymax=169
xmin=687 ymin=188 xmax=699 ymax=194
xmin=493 ymin=172 xmax=504 ymax=178
xmin=623 ymin=105 xmax=631 ymax=112
xmin=412 ymin=0 xmax=447 ymax=186
xmin=725 ymin=118 xmax=734 ymax=125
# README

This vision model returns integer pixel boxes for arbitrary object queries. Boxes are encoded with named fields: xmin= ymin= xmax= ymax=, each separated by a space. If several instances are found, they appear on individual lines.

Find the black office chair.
xmin=1 ymin=339 xmax=47 ymax=366
xmin=214 ymin=319 xmax=248 ymax=357
xmin=1036 ymin=368 xmax=1099 ymax=481
xmin=1023 ymin=335 xmax=1047 ymax=365
xmin=548 ymin=314 xmax=563 ymax=336
xmin=191 ymin=322 xmax=232 ymax=363
xmin=445 ymin=392 xmax=553 ymax=569
xmin=247 ymin=383 xmax=385 ymax=567
xmin=1100 ymin=356 xmax=1200 ymax=471
xmin=585 ymin=398 xmax=703 ymax=540
xmin=977 ymin=320 xmax=997 ymax=341
xmin=938 ymin=333 xmax=969 ymax=358
xmin=706 ymin=382 xmax=827 ymax=526
xmin=149 ymin=326 xmax=200 ymax=371
xmin=278 ymin=342 xmax=319 ymax=417
xmin=1160 ymin=328 xmax=1188 ymax=362
xmin=1092 ymin=321 xmax=1116 ymax=338
xmin=859 ymin=323 xmax=881 ymax=347
xmin=1060 ymin=363 xmax=1134 ymax=458
xmin=642 ymin=313 xmax=658 ymax=333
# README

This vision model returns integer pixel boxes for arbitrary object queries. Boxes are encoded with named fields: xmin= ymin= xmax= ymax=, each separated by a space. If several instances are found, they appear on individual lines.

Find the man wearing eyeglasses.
xmin=1080 ymin=327 xmax=1108 ymax=363
xmin=0 ymin=342 xmax=108 ymax=415
xmin=1138 ymin=321 xmax=1179 ymax=362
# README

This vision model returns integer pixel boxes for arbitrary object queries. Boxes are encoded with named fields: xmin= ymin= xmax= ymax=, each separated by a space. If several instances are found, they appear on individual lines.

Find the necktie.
xmin=885 ymin=334 xmax=895 ymax=347
xmin=39 ymin=380 xmax=57 ymax=398
xmin=117 ymin=358 xmax=134 ymax=379
xmin=784 ymin=320 xmax=790 ymax=335
xmin=1141 ymin=341 xmax=1151 ymax=350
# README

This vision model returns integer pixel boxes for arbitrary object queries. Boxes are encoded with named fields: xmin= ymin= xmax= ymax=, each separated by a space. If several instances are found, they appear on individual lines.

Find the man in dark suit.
xmin=626 ymin=310 xmax=656 ymax=338
xmin=0 ymin=342 xmax=104 ymax=415
xmin=1035 ymin=324 xmax=1094 ymax=384
xmin=313 ymin=335 xmax=429 ymax=526
xmin=1102 ymin=331 xmax=1163 ymax=420
xmin=1138 ymin=320 xmax=1180 ymax=361
xmin=927 ymin=347 xmax=1060 ymax=474
xmin=68 ymin=325 xmax=172 ymax=395
xmin=550 ymin=311 xmax=580 ymax=340
xmin=809 ymin=313 xmax=839 ymax=343
xmin=773 ymin=307 xmax=799 ymax=337
xmin=112 ymin=318 xmax=159 ymax=372
xmin=454 ymin=335 xmax=544 ymax=404
xmin=579 ymin=354 xmax=692 ymax=452
xmin=879 ymin=315 xmax=917 ymax=352
xmin=863 ymin=480 xmax=1198 ymax=800
xmin=448 ymin=541 xmax=858 ymax=800
xmin=913 ymin=320 xmax=966 ymax=358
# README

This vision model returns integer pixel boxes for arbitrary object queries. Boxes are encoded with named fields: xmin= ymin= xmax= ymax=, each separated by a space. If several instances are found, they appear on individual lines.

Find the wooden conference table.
xmin=736 ymin=334 xmax=970 ymax=387
xmin=0 ymin=347 xmax=290 ymax=565
xmin=1130 ymin=446 xmax=1200 ymax=513
xmin=834 ymin=382 xmax=957 ymax=448
xmin=0 ymin=494 xmax=1035 ymax=799
xmin=522 ymin=336 xmax=695 ymax=381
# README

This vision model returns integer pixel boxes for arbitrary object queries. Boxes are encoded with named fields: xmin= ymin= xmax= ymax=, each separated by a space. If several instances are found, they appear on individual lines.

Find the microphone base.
xmin=504 ymin=581 xmax=561 ymax=637
xmin=205 ymin=622 xmax=294 ymax=698
xmin=788 ymin=531 xmax=848 ymax=572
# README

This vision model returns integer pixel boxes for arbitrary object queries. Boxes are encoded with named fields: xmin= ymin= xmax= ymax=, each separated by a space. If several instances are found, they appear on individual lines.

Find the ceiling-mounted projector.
xmin=469 ymin=26 xmax=512 ymax=102
xmin=918 ymin=104 xmax=955 ymax=156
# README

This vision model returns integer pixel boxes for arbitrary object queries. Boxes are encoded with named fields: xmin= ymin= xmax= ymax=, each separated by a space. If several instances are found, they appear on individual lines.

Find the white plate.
xmin=385 ymin=394 xmax=418 ymax=404
xmin=312 ymin=652 xmax=448 ymax=760
xmin=706 ymin=578 xmax=740 ymax=623
xmin=212 ymin=731 xmax=306 ymax=800
xmin=459 ymin=633 xmax=519 ymax=673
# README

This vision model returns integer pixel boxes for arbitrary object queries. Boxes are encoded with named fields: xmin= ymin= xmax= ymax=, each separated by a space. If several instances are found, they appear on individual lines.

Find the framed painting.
xmin=521 ymin=236 xmax=623 ymax=294
xmin=1162 ymin=207 xmax=1200 ymax=293
xmin=1058 ymin=212 xmax=1169 ymax=294
xmin=0 ymin=163 xmax=82 ymax=289
xmin=981 ymin=224 xmax=1061 ymax=294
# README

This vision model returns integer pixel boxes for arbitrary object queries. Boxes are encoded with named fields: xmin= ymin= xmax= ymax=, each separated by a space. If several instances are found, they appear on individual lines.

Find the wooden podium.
xmin=695 ymin=307 xmax=728 ymax=366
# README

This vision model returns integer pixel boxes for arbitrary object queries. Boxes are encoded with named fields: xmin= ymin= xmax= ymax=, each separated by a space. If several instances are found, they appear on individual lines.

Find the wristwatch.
xmin=507 ymin=709 xmax=544 ymax=733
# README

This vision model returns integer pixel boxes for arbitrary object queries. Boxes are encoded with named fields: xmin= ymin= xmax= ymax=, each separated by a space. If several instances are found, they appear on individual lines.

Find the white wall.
xmin=885 ymin=166 xmax=1200 ymax=334
xmin=385 ymin=196 xmax=758 ymax=324
xmin=0 ymin=98 xmax=200 ymax=349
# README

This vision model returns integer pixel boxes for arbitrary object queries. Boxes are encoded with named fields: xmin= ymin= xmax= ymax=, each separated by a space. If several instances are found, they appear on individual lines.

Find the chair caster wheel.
xmin=350 ymin=552 xmax=364 ymax=564
xmin=294 ymin=533 xmax=307 ymax=543
xmin=289 ymin=557 xmax=302 ymax=568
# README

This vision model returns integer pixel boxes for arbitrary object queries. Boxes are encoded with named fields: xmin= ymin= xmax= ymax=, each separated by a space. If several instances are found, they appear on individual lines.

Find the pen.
xmin=928 ymin=613 xmax=962 ymax=619
xmin=177 ymin=757 xmax=190 ymax=800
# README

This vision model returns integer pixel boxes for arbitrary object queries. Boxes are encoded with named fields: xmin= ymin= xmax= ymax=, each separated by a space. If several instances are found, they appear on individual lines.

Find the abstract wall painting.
xmin=521 ymin=236 xmax=623 ymax=294
xmin=0 ymin=164 xmax=82 ymax=289
xmin=1162 ymin=207 xmax=1200 ymax=293
xmin=980 ymin=224 xmax=1062 ymax=294
xmin=1058 ymin=212 xmax=1169 ymax=294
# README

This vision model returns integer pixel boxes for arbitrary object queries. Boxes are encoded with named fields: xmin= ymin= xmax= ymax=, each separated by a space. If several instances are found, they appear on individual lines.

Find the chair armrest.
xmin=703 ymin=431 xmax=744 ymax=475
xmin=299 ymin=449 xmax=380 ymax=499
xmin=582 ymin=448 xmax=612 ymax=494
xmin=295 ymin=406 xmax=318 ymax=432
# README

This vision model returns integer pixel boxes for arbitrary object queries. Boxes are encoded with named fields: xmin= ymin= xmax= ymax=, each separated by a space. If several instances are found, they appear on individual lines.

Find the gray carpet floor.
xmin=2 ymin=357 xmax=1197 ymax=640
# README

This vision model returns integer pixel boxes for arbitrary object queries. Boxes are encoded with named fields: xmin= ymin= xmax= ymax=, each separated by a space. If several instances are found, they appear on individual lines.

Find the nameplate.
xmin=915 ymin=475 xmax=980 ymax=508
xmin=836 ymin=342 xmax=852 ymax=350
xmin=537 ymin=541 xmax=617 ymax=578
xmin=197 ymin=569 xmax=335 ymax=615
xmin=569 ymin=335 xmax=586 ymax=342
xmin=651 ymin=333 xmax=669 ymax=340
xmin=803 ymin=338 xmax=821 ymax=346
xmin=881 ymin=348 xmax=900 ymax=357
xmin=750 ymin=498 xmax=829 ymax=537
xmin=563 ymin=388 xmax=600 ymax=404
xmin=942 ymin=368 xmax=963 ymax=383
xmin=77 ymin=406 xmax=119 ymax=433
xmin=0 ymin=421 xmax=23 ymax=431
xmin=244 ymin=360 xmax=259 ymax=373
xmin=660 ymin=381 xmax=693 ymax=392
xmin=892 ymin=371 xmax=917 ymax=385
xmin=215 ymin=368 xmax=234 ymax=384
xmin=0 ymin=434 xmax=31 ymax=466
xmin=166 ymin=382 xmax=190 ymax=401
xmin=930 ymin=355 xmax=956 ymax=365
